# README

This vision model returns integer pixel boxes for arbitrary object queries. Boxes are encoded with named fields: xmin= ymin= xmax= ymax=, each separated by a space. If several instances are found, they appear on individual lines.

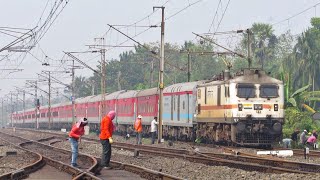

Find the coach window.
xmin=53 ymin=112 xmax=58 ymax=117
xmin=183 ymin=101 xmax=185 ymax=110
xmin=237 ymin=84 xmax=255 ymax=99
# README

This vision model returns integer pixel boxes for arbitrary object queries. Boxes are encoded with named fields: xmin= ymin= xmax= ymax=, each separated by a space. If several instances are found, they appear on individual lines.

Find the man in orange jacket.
xmin=69 ymin=117 xmax=88 ymax=167
xmin=99 ymin=110 xmax=116 ymax=169
xmin=135 ymin=115 xmax=143 ymax=145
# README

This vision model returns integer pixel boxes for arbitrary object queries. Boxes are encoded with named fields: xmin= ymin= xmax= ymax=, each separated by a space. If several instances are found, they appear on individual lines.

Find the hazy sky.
xmin=0 ymin=0 xmax=319 ymax=99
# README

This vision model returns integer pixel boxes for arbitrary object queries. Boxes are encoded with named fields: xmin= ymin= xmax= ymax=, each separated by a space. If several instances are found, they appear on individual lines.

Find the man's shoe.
xmin=103 ymin=166 xmax=112 ymax=170
xmin=71 ymin=163 xmax=78 ymax=167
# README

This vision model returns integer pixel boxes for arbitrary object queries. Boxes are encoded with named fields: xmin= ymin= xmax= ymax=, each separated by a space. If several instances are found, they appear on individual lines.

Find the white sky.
xmin=0 ymin=0 xmax=319 ymax=99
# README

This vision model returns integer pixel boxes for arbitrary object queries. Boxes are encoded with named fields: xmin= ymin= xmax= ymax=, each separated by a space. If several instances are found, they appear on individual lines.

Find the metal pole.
xmin=187 ymin=50 xmax=191 ymax=82
xmin=35 ymin=81 xmax=38 ymax=129
xmin=10 ymin=93 xmax=13 ymax=127
xmin=1 ymin=99 xmax=3 ymax=127
xmin=150 ymin=60 xmax=154 ymax=88
xmin=247 ymin=29 xmax=252 ymax=69
xmin=153 ymin=6 xmax=165 ymax=143
xmin=15 ymin=93 xmax=18 ymax=126
xmin=100 ymin=38 xmax=106 ymax=121
xmin=23 ymin=91 xmax=25 ymax=124
xmin=72 ymin=59 xmax=76 ymax=124
xmin=48 ymin=71 xmax=51 ymax=129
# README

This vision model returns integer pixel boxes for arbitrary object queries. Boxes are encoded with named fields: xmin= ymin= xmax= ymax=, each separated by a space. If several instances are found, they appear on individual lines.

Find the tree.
xmin=73 ymin=76 xmax=91 ymax=98
xmin=239 ymin=23 xmax=278 ymax=70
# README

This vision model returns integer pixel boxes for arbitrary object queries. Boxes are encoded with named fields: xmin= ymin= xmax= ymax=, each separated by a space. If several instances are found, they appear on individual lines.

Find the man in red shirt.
xmin=69 ymin=117 xmax=88 ymax=167
xmin=99 ymin=110 xmax=116 ymax=169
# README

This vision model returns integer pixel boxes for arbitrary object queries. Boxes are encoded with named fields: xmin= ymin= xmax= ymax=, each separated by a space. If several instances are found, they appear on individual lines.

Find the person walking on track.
xmin=69 ymin=117 xmax=88 ymax=167
xmin=99 ymin=110 xmax=116 ymax=169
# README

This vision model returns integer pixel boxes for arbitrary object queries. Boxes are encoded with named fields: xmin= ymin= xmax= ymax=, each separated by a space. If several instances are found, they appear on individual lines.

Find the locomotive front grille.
xmin=236 ymin=133 xmax=273 ymax=144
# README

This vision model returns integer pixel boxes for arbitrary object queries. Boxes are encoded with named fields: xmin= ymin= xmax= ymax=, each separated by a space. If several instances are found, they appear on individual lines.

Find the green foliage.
xmin=283 ymin=107 xmax=319 ymax=138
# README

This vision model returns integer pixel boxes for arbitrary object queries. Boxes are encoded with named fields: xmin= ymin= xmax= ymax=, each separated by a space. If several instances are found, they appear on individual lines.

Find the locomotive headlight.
xmin=274 ymin=104 xmax=278 ymax=111
xmin=238 ymin=104 xmax=243 ymax=111
xmin=273 ymin=122 xmax=282 ymax=132
xmin=254 ymin=104 xmax=263 ymax=110
xmin=236 ymin=122 xmax=246 ymax=132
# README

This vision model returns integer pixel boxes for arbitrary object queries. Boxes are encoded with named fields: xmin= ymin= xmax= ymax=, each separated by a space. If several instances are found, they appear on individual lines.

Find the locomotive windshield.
xmin=237 ymin=84 xmax=255 ymax=99
xmin=260 ymin=84 xmax=278 ymax=98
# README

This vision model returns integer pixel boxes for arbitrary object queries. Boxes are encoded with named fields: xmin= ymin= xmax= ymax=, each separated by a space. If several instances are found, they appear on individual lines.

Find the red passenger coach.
xmin=116 ymin=90 xmax=139 ymax=133
xmin=105 ymin=90 xmax=125 ymax=114
xmin=136 ymin=88 xmax=159 ymax=129
xmin=86 ymin=95 xmax=101 ymax=122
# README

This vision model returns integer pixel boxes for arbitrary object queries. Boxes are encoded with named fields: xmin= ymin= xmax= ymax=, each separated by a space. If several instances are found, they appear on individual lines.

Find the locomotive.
xmin=11 ymin=68 xmax=284 ymax=146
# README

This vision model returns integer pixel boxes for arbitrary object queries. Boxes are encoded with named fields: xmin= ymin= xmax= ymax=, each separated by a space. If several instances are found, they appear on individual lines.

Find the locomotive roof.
xmin=136 ymin=87 xmax=158 ymax=97
xmin=230 ymin=69 xmax=283 ymax=84
xmin=117 ymin=90 xmax=140 ymax=99
xmin=164 ymin=81 xmax=204 ymax=93
xmin=106 ymin=90 xmax=126 ymax=100
xmin=198 ymin=69 xmax=283 ymax=87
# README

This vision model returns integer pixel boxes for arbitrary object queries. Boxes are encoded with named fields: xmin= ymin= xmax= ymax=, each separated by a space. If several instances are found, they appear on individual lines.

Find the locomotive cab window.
xmin=260 ymin=84 xmax=279 ymax=99
xmin=237 ymin=84 xmax=255 ymax=99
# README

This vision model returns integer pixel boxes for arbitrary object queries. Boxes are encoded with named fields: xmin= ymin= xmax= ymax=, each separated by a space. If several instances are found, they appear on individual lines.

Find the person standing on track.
xmin=99 ymin=110 xmax=116 ymax=169
xmin=135 ymin=115 xmax=143 ymax=145
xmin=69 ymin=117 xmax=88 ymax=167
xmin=150 ymin=116 xmax=158 ymax=144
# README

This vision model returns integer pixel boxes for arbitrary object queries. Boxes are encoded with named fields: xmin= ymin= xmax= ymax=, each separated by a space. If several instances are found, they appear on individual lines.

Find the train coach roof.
xmin=106 ymin=90 xmax=126 ymax=100
xmin=76 ymin=95 xmax=96 ymax=103
xmin=136 ymin=88 xmax=158 ymax=97
xmin=87 ymin=94 xmax=108 ymax=103
xmin=164 ymin=81 xmax=204 ymax=93
xmin=117 ymin=90 xmax=139 ymax=99
xmin=60 ymin=101 xmax=72 ymax=106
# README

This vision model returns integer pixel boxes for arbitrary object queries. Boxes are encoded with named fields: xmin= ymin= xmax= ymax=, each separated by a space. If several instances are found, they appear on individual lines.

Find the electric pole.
xmin=35 ymin=81 xmax=38 ymax=129
xmin=23 ymin=90 xmax=25 ymax=124
xmin=1 ymin=99 xmax=4 ymax=127
xmin=101 ymin=38 xmax=106 ymax=121
xmin=247 ymin=29 xmax=252 ymax=69
xmin=15 ymin=93 xmax=18 ymax=126
xmin=153 ymin=6 xmax=165 ymax=143
xmin=48 ymin=71 xmax=51 ymax=129
xmin=150 ymin=60 xmax=154 ymax=87
xmin=71 ymin=58 xmax=75 ymax=124
xmin=117 ymin=71 xmax=121 ymax=91
xmin=187 ymin=50 xmax=191 ymax=82
xmin=10 ymin=92 xmax=13 ymax=127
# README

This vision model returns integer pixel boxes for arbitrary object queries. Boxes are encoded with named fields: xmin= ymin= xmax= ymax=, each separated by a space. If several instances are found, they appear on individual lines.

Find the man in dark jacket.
xmin=291 ymin=129 xmax=299 ymax=142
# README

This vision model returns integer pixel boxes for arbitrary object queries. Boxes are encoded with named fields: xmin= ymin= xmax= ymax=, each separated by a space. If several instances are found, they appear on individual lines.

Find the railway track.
xmin=0 ymin=131 xmax=100 ymax=180
xmin=0 ymin=129 xmax=183 ymax=180
xmin=12 ymin=128 xmax=320 ymax=174
xmin=0 ymin=138 xmax=45 ymax=180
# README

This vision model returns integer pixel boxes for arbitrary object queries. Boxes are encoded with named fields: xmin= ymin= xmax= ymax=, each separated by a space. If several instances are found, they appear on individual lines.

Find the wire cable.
xmin=272 ymin=1 xmax=320 ymax=26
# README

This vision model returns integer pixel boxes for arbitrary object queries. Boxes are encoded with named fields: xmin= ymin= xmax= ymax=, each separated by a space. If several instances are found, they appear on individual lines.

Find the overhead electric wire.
xmin=0 ymin=30 xmax=20 ymax=38
xmin=106 ymin=0 xmax=206 ymax=52
xmin=213 ymin=0 xmax=231 ymax=35
xmin=165 ymin=0 xmax=203 ymax=20
xmin=272 ymin=1 xmax=320 ymax=26
xmin=208 ymin=0 xmax=222 ymax=33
